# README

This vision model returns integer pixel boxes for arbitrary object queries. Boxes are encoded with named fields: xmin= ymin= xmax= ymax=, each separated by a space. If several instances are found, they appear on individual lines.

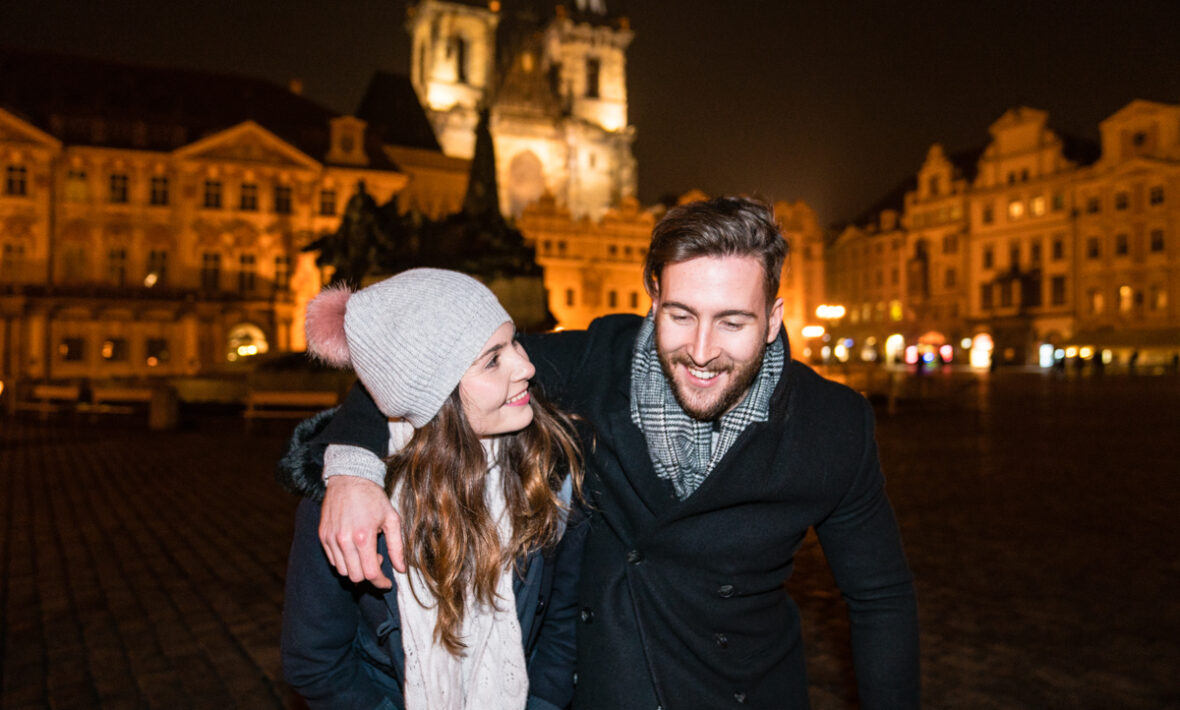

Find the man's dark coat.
xmin=309 ymin=314 xmax=919 ymax=709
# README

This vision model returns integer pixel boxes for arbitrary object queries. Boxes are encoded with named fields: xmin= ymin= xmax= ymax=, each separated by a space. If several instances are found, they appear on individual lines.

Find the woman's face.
xmin=459 ymin=321 xmax=536 ymax=437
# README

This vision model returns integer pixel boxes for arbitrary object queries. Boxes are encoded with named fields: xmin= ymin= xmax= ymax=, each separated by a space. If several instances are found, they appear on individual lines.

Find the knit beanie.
xmin=304 ymin=268 xmax=511 ymax=427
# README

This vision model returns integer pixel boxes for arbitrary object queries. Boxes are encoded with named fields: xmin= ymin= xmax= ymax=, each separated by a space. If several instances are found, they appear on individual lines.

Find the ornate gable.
xmin=173 ymin=120 xmax=320 ymax=170
xmin=0 ymin=107 xmax=62 ymax=152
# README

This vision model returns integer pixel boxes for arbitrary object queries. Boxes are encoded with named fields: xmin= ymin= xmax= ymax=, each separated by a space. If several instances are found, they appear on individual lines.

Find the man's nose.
xmin=688 ymin=324 xmax=717 ymax=365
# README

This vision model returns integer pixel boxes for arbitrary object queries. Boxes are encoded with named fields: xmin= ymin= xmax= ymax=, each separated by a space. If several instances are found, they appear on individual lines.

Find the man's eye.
xmin=670 ymin=314 xmax=690 ymax=323
xmin=721 ymin=321 xmax=743 ymax=330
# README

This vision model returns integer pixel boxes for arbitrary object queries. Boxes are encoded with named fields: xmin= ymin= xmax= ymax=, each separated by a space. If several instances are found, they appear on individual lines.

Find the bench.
xmin=17 ymin=384 xmax=82 ymax=418
xmin=243 ymin=390 xmax=339 ymax=422
xmin=79 ymin=386 xmax=156 ymax=415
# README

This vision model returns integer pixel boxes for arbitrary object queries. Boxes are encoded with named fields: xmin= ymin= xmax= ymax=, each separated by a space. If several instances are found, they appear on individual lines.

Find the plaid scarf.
xmin=629 ymin=312 xmax=784 ymax=500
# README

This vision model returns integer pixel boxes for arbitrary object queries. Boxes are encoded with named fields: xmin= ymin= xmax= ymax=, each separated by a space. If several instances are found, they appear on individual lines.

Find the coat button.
xmin=626 ymin=549 xmax=643 ymax=564
xmin=536 ymin=597 xmax=546 ymax=614
xmin=717 ymin=584 xmax=735 ymax=598
xmin=733 ymin=691 xmax=747 ymax=703
xmin=580 ymin=607 xmax=595 ymax=623
xmin=714 ymin=632 xmax=729 ymax=649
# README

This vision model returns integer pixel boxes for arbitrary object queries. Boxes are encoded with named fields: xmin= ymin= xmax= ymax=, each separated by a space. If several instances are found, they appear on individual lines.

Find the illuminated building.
xmin=0 ymin=50 xmax=456 ymax=384
xmin=407 ymin=0 xmax=637 ymax=220
xmin=829 ymin=100 xmax=1180 ymax=368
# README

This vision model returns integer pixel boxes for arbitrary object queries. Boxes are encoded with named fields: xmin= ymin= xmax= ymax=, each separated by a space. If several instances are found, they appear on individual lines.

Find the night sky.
xmin=3 ymin=0 xmax=1178 ymax=226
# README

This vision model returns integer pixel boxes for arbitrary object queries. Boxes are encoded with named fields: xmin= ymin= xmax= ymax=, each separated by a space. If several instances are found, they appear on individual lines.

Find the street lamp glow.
xmin=801 ymin=325 xmax=825 ymax=338
xmin=815 ymin=304 xmax=846 ymax=320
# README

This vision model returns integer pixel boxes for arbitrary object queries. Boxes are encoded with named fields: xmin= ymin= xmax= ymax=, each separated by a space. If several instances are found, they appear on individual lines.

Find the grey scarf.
xmin=629 ymin=312 xmax=784 ymax=499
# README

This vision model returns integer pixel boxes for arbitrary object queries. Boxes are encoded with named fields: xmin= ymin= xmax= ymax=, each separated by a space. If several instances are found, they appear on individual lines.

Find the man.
xmin=288 ymin=196 xmax=919 ymax=708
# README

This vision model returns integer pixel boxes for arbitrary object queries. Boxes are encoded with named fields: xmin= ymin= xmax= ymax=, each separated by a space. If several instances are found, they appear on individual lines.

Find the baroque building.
xmin=0 ymin=49 xmax=460 ymax=386
xmin=407 ymin=0 xmax=637 ymax=220
xmin=825 ymin=100 xmax=1180 ymax=368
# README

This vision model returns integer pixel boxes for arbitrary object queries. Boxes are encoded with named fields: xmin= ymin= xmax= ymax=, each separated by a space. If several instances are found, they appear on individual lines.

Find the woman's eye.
xmin=486 ymin=354 xmax=500 ymax=369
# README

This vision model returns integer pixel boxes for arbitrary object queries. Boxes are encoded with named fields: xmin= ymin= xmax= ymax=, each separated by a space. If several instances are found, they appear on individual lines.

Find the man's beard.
xmin=656 ymin=330 xmax=768 ymax=422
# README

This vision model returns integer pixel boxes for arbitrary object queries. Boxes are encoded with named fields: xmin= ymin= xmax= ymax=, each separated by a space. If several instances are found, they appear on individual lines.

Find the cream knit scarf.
xmin=387 ymin=423 xmax=528 ymax=710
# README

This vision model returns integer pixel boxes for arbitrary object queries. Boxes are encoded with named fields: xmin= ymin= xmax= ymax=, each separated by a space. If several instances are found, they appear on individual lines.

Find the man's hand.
xmin=319 ymin=476 xmax=405 ymax=588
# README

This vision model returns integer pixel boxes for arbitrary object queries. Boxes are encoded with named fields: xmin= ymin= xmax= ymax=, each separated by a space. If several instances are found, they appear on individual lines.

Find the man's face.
xmin=651 ymin=255 xmax=783 ymax=421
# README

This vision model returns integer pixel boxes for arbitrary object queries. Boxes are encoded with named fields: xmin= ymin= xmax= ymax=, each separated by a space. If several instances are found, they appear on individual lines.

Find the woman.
xmin=280 ymin=269 xmax=584 ymax=710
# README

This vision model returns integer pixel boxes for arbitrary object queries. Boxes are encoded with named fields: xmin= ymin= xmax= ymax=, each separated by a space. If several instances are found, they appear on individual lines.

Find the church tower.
xmin=406 ymin=0 xmax=637 ymax=221
xmin=405 ymin=0 xmax=500 ymax=158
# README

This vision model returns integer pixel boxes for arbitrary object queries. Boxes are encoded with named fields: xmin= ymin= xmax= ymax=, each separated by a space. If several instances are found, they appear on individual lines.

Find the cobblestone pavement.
xmin=2 ymin=372 xmax=1178 ymax=708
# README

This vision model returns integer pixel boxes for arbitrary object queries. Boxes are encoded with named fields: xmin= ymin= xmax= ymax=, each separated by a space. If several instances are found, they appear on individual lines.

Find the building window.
xmin=150 ymin=176 xmax=169 ymax=205
xmin=1150 ymin=229 xmax=1165 ymax=253
xmin=101 ymin=338 xmax=128 ymax=362
xmin=1009 ymin=242 xmax=1020 ymax=270
xmin=585 ymin=57 xmax=601 ymax=99
xmin=201 ymin=252 xmax=221 ymax=291
xmin=1 ymin=242 xmax=26 ymax=280
xmin=1115 ymin=233 xmax=1129 ymax=256
xmin=1150 ymin=285 xmax=1167 ymax=312
xmin=107 ymin=248 xmax=127 ymax=286
xmin=928 ymin=175 xmax=940 ymax=196
xmin=1030 ymin=195 xmax=1045 ymax=216
xmin=1149 ymin=186 xmax=1164 ymax=205
xmin=1118 ymin=285 xmax=1134 ymax=314
xmin=5 ymin=164 xmax=28 ymax=195
xmin=1052 ymin=237 xmax=1065 ymax=261
xmin=630 ymin=291 xmax=639 ymax=309
xmin=109 ymin=173 xmax=128 ymax=203
xmin=146 ymin=250 xmax=168 ymax=286
xmin=1051 ymin=192 xmax=1064 ymax=211
xmin=982 ymin=246 xmax=994 ymax=269
xmin=451 ymin=37 xmax=468 ymax=84
xmin=1051 ymin=276 xmax=1066 ymax=306
xmin=981 ymin=204 xmax=994 ymax=225
xmin=945 ymin=268 xmax=957 ymax=288
xmin=319 ymin=189 xmax=336 ymax=216
xmin=608 ymin=290 xmax=618 ymax=308
xmin=62 ymin=245 xmax=88 ymax=282
xmin=557 ymin=241 xmax=567 ymax=254
xmin=274 ymin=255 xmax=291 ymax=291
xmin=204 ymin=179 xmax=222 ymax=208
xmin=565 ymin=288 xmax=575 ymax=307
xmin=1089 ymin=288 xmax=1104 ymax=315
xmin=608 ymin=244 xmax=618 ymax=257
xmin=981 ymin=283 xmax=994 ymax=309
xmin=274 ymin=185 xmax=292 ymax=214
xmin=1086 ymin=237 xmax=1100 ymax=260
xmin=1000 ymin=281 xmax=1013 ymax=308
xmin=1030 ymin=241 xmax=1042 ymax=264
xmin=146 ymin=338 xmax=170 ymax=366
xmin=1086 ymin=196 xmax=1100 ymax=214
xmin=891 ymin=267 xmax=899 ymax=285
xmin=240 ymin=183 xmax=258 ymax=211
xmin=942 ymin=235 xmax=957 ymax=254
xmin=1008 ymin=199 xmax=1024 ymax=220
xmin=65 ymin=169 xmax=88 ymax=201
xmin=59 ymin=337 xmax=85 ymax=362
xmin=239 ymin=253 xmax=256 ymax=293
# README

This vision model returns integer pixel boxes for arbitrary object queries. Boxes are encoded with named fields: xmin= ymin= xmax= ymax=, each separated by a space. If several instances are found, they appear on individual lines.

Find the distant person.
xmin=288 ymin=197 xmax=920 ymax=708
xmin=280 ymin=269 xmax=585 ymax=710
xmin=1129 ymin=350 xmax=1140 ymax=375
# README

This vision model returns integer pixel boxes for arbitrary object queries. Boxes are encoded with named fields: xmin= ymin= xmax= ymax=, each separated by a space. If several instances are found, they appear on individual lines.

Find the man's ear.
xmin=645 ymin=279 xmax=660 ymax=307
xmin=767 ymin=297 xmax=784 ymax=343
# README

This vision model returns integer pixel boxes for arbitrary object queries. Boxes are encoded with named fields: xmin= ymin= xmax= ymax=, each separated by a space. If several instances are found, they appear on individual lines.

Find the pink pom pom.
xmin=305 ymin=285 xmax=353 ymax=367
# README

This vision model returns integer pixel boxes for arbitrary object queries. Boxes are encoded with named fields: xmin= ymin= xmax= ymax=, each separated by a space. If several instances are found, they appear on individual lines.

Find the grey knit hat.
xmin=304 ymin=268 xmax=512 ymax=427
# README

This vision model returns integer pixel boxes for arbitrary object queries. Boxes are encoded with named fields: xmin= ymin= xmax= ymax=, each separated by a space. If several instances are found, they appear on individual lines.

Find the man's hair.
xmin=643 ymin=196 xmax=788 ymax=305
xmin=385 ymin=387 xmax=583 ymax=656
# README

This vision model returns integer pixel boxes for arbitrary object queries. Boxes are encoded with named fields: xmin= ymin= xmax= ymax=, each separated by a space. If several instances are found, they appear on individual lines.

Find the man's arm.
xmin=814 ymin=400 xmax=920 ymax=709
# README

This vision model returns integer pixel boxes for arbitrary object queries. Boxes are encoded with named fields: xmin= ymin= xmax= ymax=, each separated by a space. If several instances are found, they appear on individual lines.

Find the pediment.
xmin=174 ymin=120 xmax=320 ymax=170
xmin=1101 ymin=99 xmax=1177 ymax=127
xmin=0 ymin=108 xmax=62 ymax=151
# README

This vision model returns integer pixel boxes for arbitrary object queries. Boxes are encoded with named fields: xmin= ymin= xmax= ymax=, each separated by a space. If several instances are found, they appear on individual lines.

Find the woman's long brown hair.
xmin=384 ymin=387 xmax=584 ymax=655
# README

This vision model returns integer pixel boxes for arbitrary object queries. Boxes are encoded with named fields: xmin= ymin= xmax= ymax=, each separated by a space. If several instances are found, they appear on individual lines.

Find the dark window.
xmin=565 ymin=288 xmax=575 ymax=307
xmin=101 ymin=338 xmax=128 ymax=362
xmin=239 ymin=253 xmax=256 ymax=293
xmin=1030 ymin=241 xmax=1042 ymax=264
xmin=147 ymin=250 xmax=167 ymax=286
xmin=982 ymin=246 xmax=994 ymax=269
xmin=1024 ymin=278 xmax=1042 ymax=308
xmin=452 ymin=37 xmax=468 ymax=84
xmin=1115 ymin=233 xmax=1129 ymax=256
xmin=630 ymin=291 xmax=639 ymax=308
xmin=1052 ymin=237 xmax=1065 ymax=261
xmin=1086 ymin=237 xmax=1101 ymax=260
xmin=274 ymin=185 xmax=292 ymax=214
xmin=201 ymin=252 xmax=221 ymax=290
xmin=146 ymin=338 xmax=170 ymax=365
xmin=1150 ymin=186 xmax=1164 ymax=205
xmin=1115 ymin=191 xmax=1129 ymax=210
xmin=1086 ymin=197 xmax=1100 ymax=214
xmin=1150 ymin=229 xmax=1165 ymax=253
xmin=982 ymin=204 xmax=994 ymax=225
xmin=1009 ymin=243 xmax=1020 ymax=270
xmin=608 ymin=290 xmax=617 ymax=308
xmin=945 ymin=268 xmax=957 ymax=288
xmin=1051 ymin=276 xmax=1066 ymax=306
xmin=109 ymin=174 xmax=128 ymax=203
xmin=274 ymin=255 xmax=291 ymax=291
xmin=981 ymin=283 xmax=994 ymax=309
xmin=107 ymin=248 xmax=127 ymax=286
xmin=59 ymin=337 xmax=85 ymax=362
xmin=1000 ymin=281 xmax=1013 ymax=308
xmin=150 ymin=176 xmax=169 ymax=205
xmin=1051 ymin=192 xmax=1064 ymax=211
xmin=204 ymin=179 xmax=222 ymax=208
xmin=240 ymin=183 xmax=258 ymax=211
xmin=5 ymin=165 xmax=28 ymax=195
xmin=585 ymin=57 xmax=601 ymax=99
xmin=319 ymin=189 xmax=336 ymax=216
xmin=1 ymin=242 xmax=26 ymax=279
